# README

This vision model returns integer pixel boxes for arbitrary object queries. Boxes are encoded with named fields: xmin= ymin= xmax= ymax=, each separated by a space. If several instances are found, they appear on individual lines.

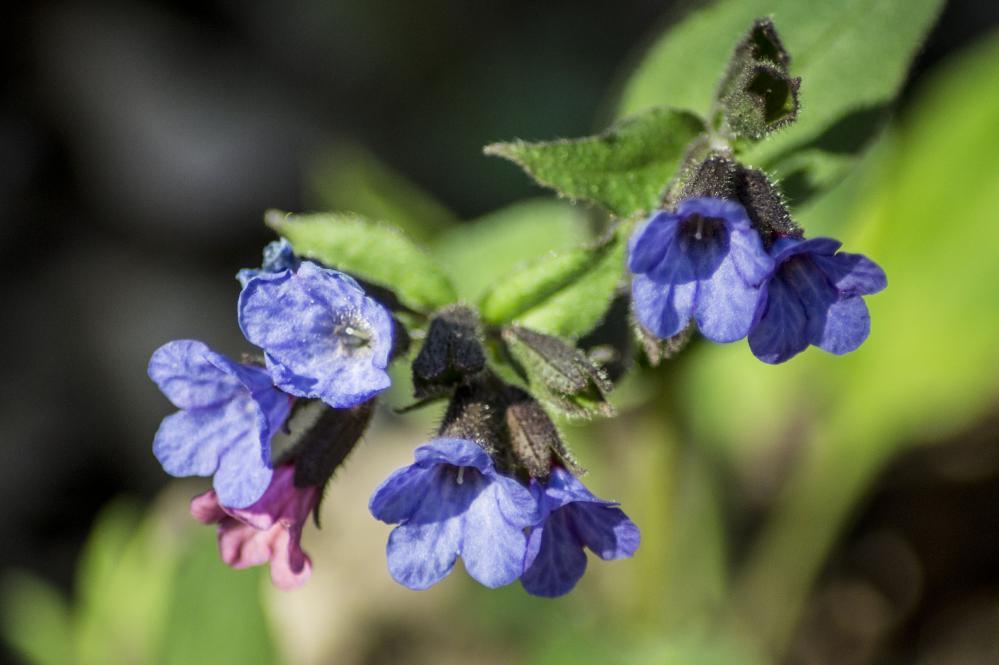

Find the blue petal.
xmin=369 ymin=465 xmax=434 ymax=524
xmin=728 ymin=224 xmax=773 ymax=286
xmin=488 ymin=473 xmax=542 ymax=527
xmin=520 ymin=510 xmax=587 ymax=597
xmin=676 ymin=197 xmax=750 ymax=224
xmin=236 ymin=239 xmax=300 ymax=287
xmin=544 ymin=467 xmax=613 ymax=510
xmin=567 ymin=502 xmax=640 ymax=560
xmin=385 ymin=466 xmax=481 ymax=590
xmin=748 ymin=276 xmax=810 ymax=363
xmin=811 ymin=295 xmax=871 ymax=355
xmin=811 ymin=252 xmax=887 ymax=296
xmin=238 ymin=262 xmax=394 ymax=408
xmin=631 ymin=271 xmax=698 ymax=339
xmin=148 ymin=340 xmax=244 ymax=409
xmin=413 ymin=437 xmax=494 ymax=473
xmin=461 ymin=478 xmax=531 ymax=588
xmin=152 ymin=395 xmax=272 ymax=508
xmin=628 ymin=211 xmax=678 ymax=274
xmin=694 ymin=254 xmax=766 ymax=342
xmin=771 ymin=236 xmax=841 ymax=264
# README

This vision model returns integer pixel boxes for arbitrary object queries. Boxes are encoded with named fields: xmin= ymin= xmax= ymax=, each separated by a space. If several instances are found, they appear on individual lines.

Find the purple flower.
xmin=236 ymin=238 xmax=301 ymax=288
xmin=629 ymin=198 xmax=774 ymax=342
xmin=749 ymin=237 xmax=887 ymax=363
xmin=238 ymin=261 xmax=393 ymax=408
xmin=191 ymin=464 xmax=320 ymax=589
xmin=369 ymin=438 xmax=540 ymax=590
xmin=520 ymin=467 xmax=640 ymax=597
xmin=148 ymin=340 xmax=292 ymax=508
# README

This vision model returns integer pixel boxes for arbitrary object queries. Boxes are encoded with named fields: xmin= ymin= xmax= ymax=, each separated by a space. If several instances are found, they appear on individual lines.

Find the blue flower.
xmin=148 ymin=340 xmax=292 ymax=508
xmin=749 ymin=237 xmax=887 ymax=363
xmin=520 ymin=467 xmax=640 ymax=597
xmin=236 ymin=239 xmax=301 ymax=288
xmin=238 ymin=261 xmax=393 ymax=408
xmin=629 ymin=197 xmax=774 ymax=342
xmin=369 ymin=438 xmax=540 ymax=590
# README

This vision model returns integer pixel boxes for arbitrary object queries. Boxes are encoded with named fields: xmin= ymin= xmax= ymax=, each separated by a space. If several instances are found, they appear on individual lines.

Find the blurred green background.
xmin=2 ymin=0 xmax=999 ymax=663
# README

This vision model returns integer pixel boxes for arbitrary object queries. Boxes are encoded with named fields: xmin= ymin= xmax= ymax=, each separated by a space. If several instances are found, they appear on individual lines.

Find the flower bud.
xmin=411 ymin=304 xmax=486 ymax=399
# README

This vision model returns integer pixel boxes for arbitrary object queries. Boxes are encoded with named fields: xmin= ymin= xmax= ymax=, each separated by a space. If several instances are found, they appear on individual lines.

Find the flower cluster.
xmin=148 ymin=242 xmax=394 ymax=588
xmin=629 ymin=197 xmax=886 ymax=363
xmin=369 ymin=438 xmax=639 ymax=597
xmin=150 ymin=242 xmax=638 ymax=596
xmin=146 ymin=19 xmax=886 ymax=600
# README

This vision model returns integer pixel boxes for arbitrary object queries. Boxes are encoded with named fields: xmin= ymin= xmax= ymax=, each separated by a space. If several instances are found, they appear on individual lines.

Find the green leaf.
xmin=479 ymin=223 xmax=629 ymax=339
xmin=307 ymin=142 xmax=458 ymax=242
xmin=485 ymin=107 xmax=706 ymax=217
xmin=617 ymin=0 xmax=945 ymax=205
xmin=432 ymin=199 xmax=591 ymax=302
xmin=1 ymin=572 xmax=73 ymax=665
xmin=266 ymin=209 xmax=457 ymax=313
xmin=158 ymin=531 xmax=276 ymax=665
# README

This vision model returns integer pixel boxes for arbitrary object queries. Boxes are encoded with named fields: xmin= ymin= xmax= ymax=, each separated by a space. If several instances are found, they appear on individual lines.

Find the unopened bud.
xmin=412 ymin=304 xmax=485 ymax=399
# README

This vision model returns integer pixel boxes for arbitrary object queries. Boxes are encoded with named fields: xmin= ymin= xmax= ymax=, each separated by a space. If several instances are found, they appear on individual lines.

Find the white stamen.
xmin=456 ymin=467 xmax=465 ymax=485
xmin=695 ymin=216 xmax=704 ymax=240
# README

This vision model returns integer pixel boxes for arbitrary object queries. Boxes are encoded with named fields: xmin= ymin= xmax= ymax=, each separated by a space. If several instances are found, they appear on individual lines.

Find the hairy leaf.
xmin=266 ymin=209 xmax=457 ymax=313
xmin=485 ymin=107 xmax=705 ymax=217
xmin=479 ymin=223 xmax=629 ymax=339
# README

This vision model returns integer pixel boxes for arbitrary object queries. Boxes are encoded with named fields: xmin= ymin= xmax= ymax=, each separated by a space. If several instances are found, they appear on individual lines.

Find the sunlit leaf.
xmin=485 ymin=107 xmax=705 ymax=217
xmin=267 ymin=209 xmax=457 ymax=313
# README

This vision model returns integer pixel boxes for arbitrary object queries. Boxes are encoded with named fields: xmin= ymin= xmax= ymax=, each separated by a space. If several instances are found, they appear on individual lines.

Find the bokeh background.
xmin=2 ymin=1 xmax=999 ymax=664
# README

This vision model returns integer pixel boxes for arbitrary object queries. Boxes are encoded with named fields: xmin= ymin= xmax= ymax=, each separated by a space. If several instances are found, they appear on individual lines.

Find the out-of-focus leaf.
xmin=432 ymin=199 xmax=590 ymax=302
xmin=307 ymin=143 xmax=457 ymax=242
xmin=617 ymin=0 xmax=945 ymax=204
xmin=266 ymin=209 xmax=457 ymax=313
xmin=0 ymin=572 xmax=73 ymax=665
xmin=485 ymin=107 xmax=705 ymax=217
xmin=158 ymin=531 xmax=276 ymax=665
xmin=76 ymin=497 xmax=180 ymax=665
xmin=479 ymin=223 xmax=629 ymax=339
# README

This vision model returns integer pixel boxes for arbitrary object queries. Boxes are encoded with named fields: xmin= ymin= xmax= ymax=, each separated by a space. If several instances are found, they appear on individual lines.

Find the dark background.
xmin=1 ymin=0 xmax=997 ymax=662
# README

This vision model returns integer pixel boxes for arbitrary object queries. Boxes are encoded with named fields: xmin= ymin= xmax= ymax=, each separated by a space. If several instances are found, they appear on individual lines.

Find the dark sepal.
xmin=734 ymin=166 xmax=803 ymax=246
xmin=502 ymin=325 xmax=614 ymax=419
xmin=504 ymin=387 xmax=581 ymax=479
xmin=411 ymin=304 xmax=486 ymax=399
xmin=270 ymin=398 xmax=375 ymax=525
xmin=437 ymin=375 xmax=511 ymax=468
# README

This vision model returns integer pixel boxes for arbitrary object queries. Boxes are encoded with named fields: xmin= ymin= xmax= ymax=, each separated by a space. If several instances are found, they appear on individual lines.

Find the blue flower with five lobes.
xmin=148 ymin=339 xmax=292 ymax=508
xmin=238 ymin=260 xmax=393 ymax=408
xmin=629 ymin=197 xmax=774 ymax=343
xmin=521 ymin=467 xmax=640 ymax=597
xmin=369 ymin=438 xmax=540 ymax=590
xmin=749 ymin=236 xmax=887 ymax=363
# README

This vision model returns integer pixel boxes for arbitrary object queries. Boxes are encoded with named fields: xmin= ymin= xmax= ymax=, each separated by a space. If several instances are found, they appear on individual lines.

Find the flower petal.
xmin=811 ymin=252 xmax=887 ymax=296
xmin=385 ymin=467 xmax=478 ymax=590
xmin=631 ymin=274 xmax=697 ymax=339
xmin=148 ymin=340 xmax=243 ymax=409
xmin=369 ymin=465 xmax=435 ymax=524
xmin=811 ymin=295 xmax=871 ymax=355
xmin=694 ymin=255 xmax=765 ymax=342
xmin=627 ymin=211 xmax=678 ymax=274
xmin=567 ymin=503 xmax=640 ymax=560
xmin=461 ymin=479 xmax=532 ymax=588
xmin=267 ymin=525 xmax=312 ymax=590
xmin=748 ymin=276 xmax=810 ymax=364
xmin=520 ymin=510 xmax=587 ymax=597
xmin=413 ymin=437 xmax=493 ymax=473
